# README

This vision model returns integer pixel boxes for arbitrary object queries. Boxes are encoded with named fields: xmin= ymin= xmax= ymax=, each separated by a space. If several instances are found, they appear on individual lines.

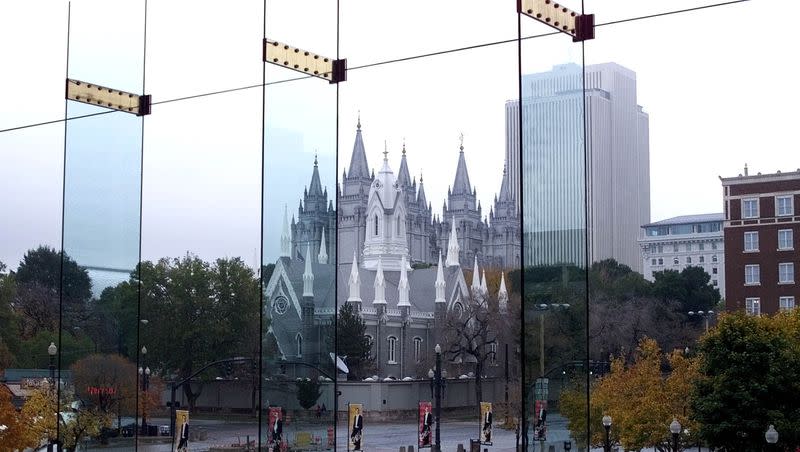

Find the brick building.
xmin=721 ymin=167 xmax=800 ymax=315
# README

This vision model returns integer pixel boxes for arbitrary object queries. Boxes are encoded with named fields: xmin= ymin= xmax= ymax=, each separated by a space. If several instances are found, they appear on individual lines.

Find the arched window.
xmin=296 ymin=333 xmax=303 ymax=357
xmin=387 ymin=336 xmax=397 ymax=363
xmin=489 ymin=342 xmax=498 ymax=366
xmin=712 ymin=255 xmax=718 ymax=263
xmin=413 ymin=337 xmax=423 ymax=362
xmin=374 ymin=214 xmax=379 ymax=236
xmin=396 ymin=216 xmax=401 ymax=236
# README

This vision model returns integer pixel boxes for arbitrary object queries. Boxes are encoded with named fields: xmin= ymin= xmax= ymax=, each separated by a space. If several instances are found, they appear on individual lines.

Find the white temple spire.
xmin=435 ymin=251 xmax=446 ymax=304
xmin=373 ymin=257 xmax=386 ymax=305
xmin=318 ymin=227 xmax=328 ymax=264
xmin=398 ymin=255 xmax=411 ymax=307
xmin=280 ymin=205 xmax=291 ymax=257
xmin=445 ymin=219 xmax=460 ymax=267
xmin=347 ymin=251 xmax=361 ymax=303
xmin=480 ymin=269 xmax=488 ymax=295
xmin=471 ymin=256 xmax=481 ymax=293
xmin=498 ymin=272 xmax=508 ymax=311
xmin=302 ymin=245 xmax=314 ymax=297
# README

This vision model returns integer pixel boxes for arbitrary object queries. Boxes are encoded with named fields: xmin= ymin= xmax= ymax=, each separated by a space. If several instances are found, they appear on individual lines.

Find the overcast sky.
xmin=1 ymin=0 xmax=795 ymax=272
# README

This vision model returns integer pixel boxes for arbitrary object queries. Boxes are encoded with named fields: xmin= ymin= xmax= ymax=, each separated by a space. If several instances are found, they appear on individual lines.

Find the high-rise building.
xmin=506 ymin=63 xmax=650 ymax=271
xmin=722 ymin=167 xmax=800 ymax=315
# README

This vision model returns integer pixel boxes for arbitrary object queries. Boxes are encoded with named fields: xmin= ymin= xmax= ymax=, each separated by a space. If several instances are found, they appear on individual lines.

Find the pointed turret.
xmin=445 ymin=220 xmax=460 ymax=267
xmin=471 ymin=256 xmax=481 ymax=293
xmin=498 ymin=272 xmax=508 ymax=311
xmin=373 ymin=257 xmax=386 ymax=305
xmin=480 ymin=269 xmax=488 ymax=295
xmin=347 ymin=251 xmax=361 ymax=303
xmin=347 ymin=116 xmax=370 ymax=179
xmin=302 ymin=245 xmax=314 ymax=297
xmin=318 ymin=227 xmax=328 ymax=264
xmin=435 ymin=251 xmax=446 ymax=304
xmin=398 ymin=255 xmax=411 ymax=307
xmin=498 ymin=162 xmax=512 ymax=202
xmin=417 ymin=172 xmax=428 ymax=207
xmin=397 ymin=141 xmax=412 ymax=188
xmin=280 ymin=205 xmax=291 ymax=257
xmin=308 ymin=153 xmax=324 ymax=197
xmin=452 ymin=139 xmax=472 ymax=195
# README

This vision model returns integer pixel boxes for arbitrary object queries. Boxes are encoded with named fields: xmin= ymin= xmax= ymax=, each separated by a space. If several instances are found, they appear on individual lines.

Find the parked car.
xmin=159 ymin=425 xmax=171 ymax=436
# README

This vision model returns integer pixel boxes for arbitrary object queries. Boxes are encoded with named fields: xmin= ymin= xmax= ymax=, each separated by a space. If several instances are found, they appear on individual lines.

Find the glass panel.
xmin=143 ymin=2 xmax=263 ymax=450
xmin=262 ymin=1 xmax=338 ymax=450
xmin=520 ymin=15 xmax=588 ymax=452
xmin=339 ymin=2 xmax=520 ymax=449
xmin=587 ymin=0 xmax=742 ymax=25
xmin=60 ymin=0 xmax=145 ymax=449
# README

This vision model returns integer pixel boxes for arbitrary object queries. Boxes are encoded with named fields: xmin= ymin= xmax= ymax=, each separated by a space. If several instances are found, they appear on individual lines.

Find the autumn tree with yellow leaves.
xmin=561 ymin=338 xmax=700 ymax=451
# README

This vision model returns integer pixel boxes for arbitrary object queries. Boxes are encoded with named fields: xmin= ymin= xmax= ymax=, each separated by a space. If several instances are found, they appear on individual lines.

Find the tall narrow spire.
xmin=471 ymin=256 xmax=481 ymax=293
xmin=280 ymin=205 xmax=290 ymax=257
xmin=347 ymin=251 xmax=361 ymax=303
xmin=318 ymin=227 xmax=328 ymax=264
xmin=417 ymin=171 xmax=428 ymax=207
xmin=373 ymin=257 xmax=386 ymax=305
xmin=498 ymin=161 xmax=512 ymax=202
xmin=452 ymin=136 xmax=472 ymax=195
xmin=435 ymin=251 xmax=446 ymax=304
xmin=498 ymin=272 xmax=508 ymax=311
xmin=308 ymin=154 xmax=324 ymax=196
xmin=302 ymin=245 xmax=314 ymax=297
xmin=480 ymin=269 xmax=488 ymax=295
xmin=445 ymin=219 xmax=460 ymax=267
xmin=397 ymin=139 xmax=411 ymax=187
xmin=347 ymin=115 xmax=370 ymax=178
xmin=398 ymin=255 xmax=411 ymax=307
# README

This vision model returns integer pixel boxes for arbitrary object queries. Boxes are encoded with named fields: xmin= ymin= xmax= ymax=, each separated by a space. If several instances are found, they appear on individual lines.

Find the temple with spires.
xmin=262 ymin=117 xmax=519 ymax=379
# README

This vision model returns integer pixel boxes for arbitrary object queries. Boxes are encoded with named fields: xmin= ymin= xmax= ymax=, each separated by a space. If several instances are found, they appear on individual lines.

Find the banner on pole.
xmin=419 ymin=401 xmax=433 ymax=448
xmin=267 ymin=406 xmax=284 ymax=451
xmin=174 ymin=410 xmax=189 ymax=452
xmin=533 ymin=399 xmax=548 ymax=441
xmin=348 ymin=403 xmax=364 ymax=451
xmin=479 ymin=401 xmax=493 ymax=445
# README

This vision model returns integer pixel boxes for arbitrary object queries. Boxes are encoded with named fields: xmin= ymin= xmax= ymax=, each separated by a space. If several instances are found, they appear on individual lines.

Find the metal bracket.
xmin=518 ymin=0 xmax=594 ymax=42
xmin=263 ymin=38 xmax=346 ymax=84
xmin=65 ymin=79 xmax=151 ymax=116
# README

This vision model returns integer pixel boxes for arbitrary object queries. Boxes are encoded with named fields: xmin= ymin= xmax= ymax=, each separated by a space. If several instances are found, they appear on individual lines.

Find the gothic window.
xmin=374 ymin=214 xmax=379 ymax=236
xmin=413 ymin=337 xmax=423 ymax=362
xmin=387 ymin=336 xmax=398 ymax=363
xmin=273 ymin=296 xmax=288 ymax=315
xmin=489 ymin=342 xmax=498 ymax=366
xmin=453 ymin=302 xmax=464 ymax=318
xmin=296 ymin=333 xmax=303 ymax=357
xmin=396 ymin=216 xmax=401 ymax=236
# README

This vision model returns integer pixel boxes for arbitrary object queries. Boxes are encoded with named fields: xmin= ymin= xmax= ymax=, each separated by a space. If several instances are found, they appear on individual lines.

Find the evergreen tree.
xmin=336 ymin=303 xmax=373 ymax=380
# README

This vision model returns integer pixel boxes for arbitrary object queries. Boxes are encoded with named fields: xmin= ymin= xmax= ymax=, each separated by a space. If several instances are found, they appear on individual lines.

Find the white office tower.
xmin=506 ymin=63 xmax=650 ymax=271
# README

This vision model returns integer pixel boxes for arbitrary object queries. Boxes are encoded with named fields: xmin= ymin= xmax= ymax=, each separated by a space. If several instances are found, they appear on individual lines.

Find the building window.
xmin=296 ymin=334 xmax=303 ymax=357
xmin=780 ymin=296 xmax=796 ymax=312
xmin=488 ymin=343 xmax=498 ymax=366
xmin=711 ymin=242 xmax=718 ymax=250
xmin=779 ymin=263 xmax=795 ymax=284
xmin=742 ymin=198 xmax=759 ymax=219
xmin=744 ymin=231 xmax=759 ymax=252
xmin=673 ymin=257 xmax=679 ymax=265
xmin=712 ymin=267 xmax=718 ymax=275
xmin=651 ymin=258 xmax=657 ymax=266
xmin=396 ymin=216 xmax=401 ymax=235
xmin=657 ymin=245 xmax=664 ymax=254
xmin=778 ymin=229 xmax=793 ymax=250
xmin=745 ymin=264 xmax=760 ymax=285
xmin=686 ymin=256 xmax=692 ymax=264
xmin=699 ymin=243 xmax=705 ymax=251
xmin=673 ymin=244 xmax=679 ymax=252
xmin=746 ymin=298 xmax=761 ymax=316
xmin=712 ymin=255 xmax=718 ymax=263
xmin=658 ymin=258 xmax=663 ymax=266
xmin=685 ymin=243 xmax=692 ymax=252
xmin=699 ymin=256 xmax=705 ymax=263
xmin=776 ymin=195 xmax=794 ymax=216
xmin=387 ymin=336 xmax=397 ymax=363
xmin=374 ymin=215 xmax=379 ymax=236
xmin=413 ymin=337 xmax=423 ymax=362
xmin=712 ymin=279 xmax=718 ymax=286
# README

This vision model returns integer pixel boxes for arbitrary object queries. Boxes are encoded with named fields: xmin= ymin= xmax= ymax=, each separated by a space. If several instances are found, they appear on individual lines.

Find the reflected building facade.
xmin=508 ymin=63 xmax=650 ymax=270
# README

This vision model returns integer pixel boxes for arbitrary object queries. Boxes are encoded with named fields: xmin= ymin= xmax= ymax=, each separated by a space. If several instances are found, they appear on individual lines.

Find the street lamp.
xmin=765 ymin=425 xmax=778 ymax=450
xmin=433 ymin=344 xmax=443 ymax=452
xmin=47 ymin=342 xmax=57 ymax=452
xmin=670 ymin=419 xmax=681 ymax=452
xmin=687 ymin=310 xmax=715 ymax=333
xmin=140 ymin=346 xmax=149 ymax=436
xmin=534 ymin=304 xmax=570 ymax=377
xmin=602 ymin=415 xmax=612 ymax=452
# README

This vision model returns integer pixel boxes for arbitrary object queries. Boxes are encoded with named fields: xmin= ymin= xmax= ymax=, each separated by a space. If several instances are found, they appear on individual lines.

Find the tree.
xmin=0 ymin=261 xmax=20 ymax=367
xmin=295 ymin=377 xmax=322 ymax=410
xmin=0 ymin=388 xmax=28 ymax=452
xmin=70 ymin=354 xmax=137 ymax=415
xmin=652 ymin=266 xmax=720 ymax=313
xmin=561 ymin=338 xmax=700 ymax=451
xmin=336 ymin=303 xmax=374 ymax=380
xmin=21 ymin=385 xmax=109 ymax=452
xmin=692 ymin=311 xmax=800 ymax=450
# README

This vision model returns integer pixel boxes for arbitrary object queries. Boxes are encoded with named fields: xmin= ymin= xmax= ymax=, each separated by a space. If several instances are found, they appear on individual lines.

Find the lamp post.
xmin=670 ymin=419 xmax=681 ymax=452
xmin=47 ymin=342 xmax=57 ymax=452
xmin=687 ymin=310 xmax=715 ymax=333
xmin=602 ymin=415 xmax=612 ymax=452
xmin=139 ymin=346 xmax=149 ymax=436
xmin=765 ymin=425 xmax=778 ymax=451
xmin=433 ymin=344 xmax=444 ymax=452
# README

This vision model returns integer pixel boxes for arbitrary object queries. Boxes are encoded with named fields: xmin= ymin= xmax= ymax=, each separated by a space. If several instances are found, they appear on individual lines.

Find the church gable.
xmin=264 ymin=258 xmax=303 ymax=319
